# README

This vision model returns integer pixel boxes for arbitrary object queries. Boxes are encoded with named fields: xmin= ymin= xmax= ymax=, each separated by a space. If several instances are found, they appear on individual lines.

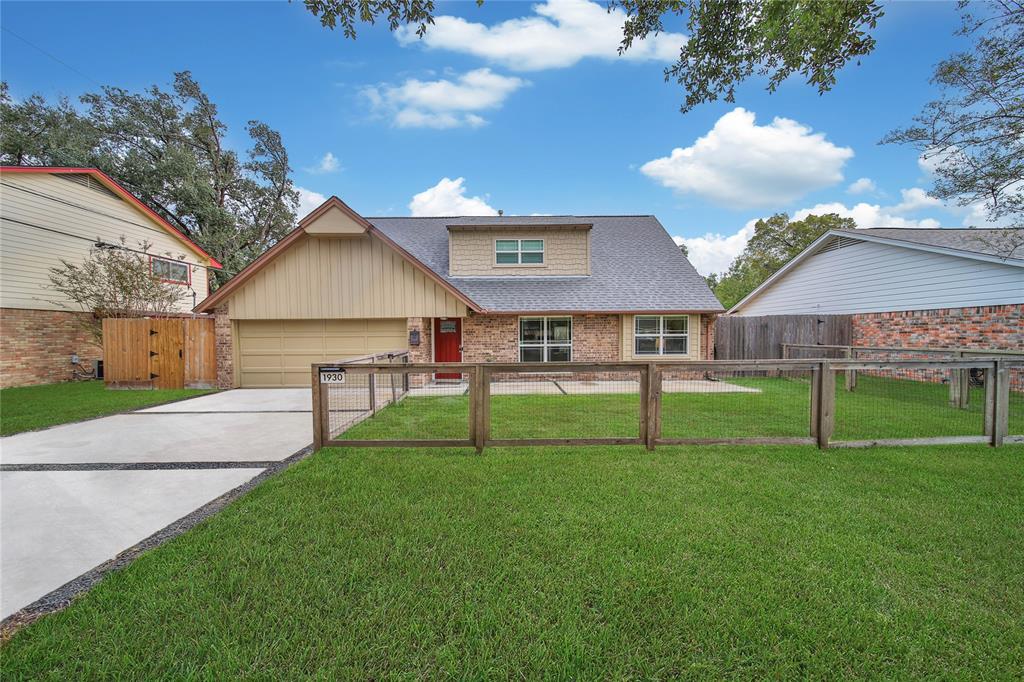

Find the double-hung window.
xmin=496 ymin=239 xmax=544 ymax=265
xmin=634 ymin=315 xmax=688 ymax=355
xmin=519 ymin=317 xmax=571 ymax=362
xmin=151 ymin=257 xmax=190 ymax=285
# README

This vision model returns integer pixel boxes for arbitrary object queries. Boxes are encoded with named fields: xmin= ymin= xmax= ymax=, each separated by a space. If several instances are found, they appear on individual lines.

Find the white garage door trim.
xmin=237 ymin=318 xmax=408 ymax=387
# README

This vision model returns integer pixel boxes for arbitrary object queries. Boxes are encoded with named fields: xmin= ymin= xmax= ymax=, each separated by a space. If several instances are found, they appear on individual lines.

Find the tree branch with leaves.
xmin=48 ymin=240 xmax=189 ymax=344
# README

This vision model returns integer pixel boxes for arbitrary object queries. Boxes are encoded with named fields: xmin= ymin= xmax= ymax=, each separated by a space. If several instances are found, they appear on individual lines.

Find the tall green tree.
xmin=303 ymin=1 xmax=883 ymax=112
xmin=710 ymin=213 xmax=855 ymax=308
xmin=0 ymin=73 xmax=299 ymax=284
xmin=883 ymin=0 xmax=1023 ymax=258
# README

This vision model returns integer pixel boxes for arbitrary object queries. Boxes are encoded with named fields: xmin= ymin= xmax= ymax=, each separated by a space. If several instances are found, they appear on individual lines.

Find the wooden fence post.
xmin=984 ymin=363 xmax=996 ymax=440
xmin=311 ymin=364 xmax=324 ymax=450
xmin=993 ymin=360 xmax=1009 ymax=447
xmin=844 ymin=346 xmax=856 ymax=392
xmin=816 ymin=361 xmax=835 ymax=449
xmin=646 ymin=363 xmax=661 ymax=451
xmin=476 ymin=366 xmax=490 ymax=453
xmin=639 ymin=364 xmax=650 ymax=447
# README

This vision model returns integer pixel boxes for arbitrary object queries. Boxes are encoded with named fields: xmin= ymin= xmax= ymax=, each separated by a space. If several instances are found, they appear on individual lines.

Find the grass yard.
xmin=0 ymin=381 xmax=216 ymax=436
xmin=339 ymin=375 xmax=1023 ymax=442
xmin=2 ymin=444 xmax=1022 ymax=678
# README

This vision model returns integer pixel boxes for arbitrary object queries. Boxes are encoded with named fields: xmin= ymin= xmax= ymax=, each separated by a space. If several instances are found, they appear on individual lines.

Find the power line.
xmin=0 ymin=215 xmax=231 ymax=274
xmin=1 ymin=26 xmax=102 ymax=87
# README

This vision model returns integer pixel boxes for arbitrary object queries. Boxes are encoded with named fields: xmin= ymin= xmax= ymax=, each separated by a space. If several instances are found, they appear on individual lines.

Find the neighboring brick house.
xmin=727 ymin=228 xmax=1024 ymax=355
xmin=0 ymin=167 xmax=222 ymax=387
xmin=195 ymin=197 xmax=722 ymax=388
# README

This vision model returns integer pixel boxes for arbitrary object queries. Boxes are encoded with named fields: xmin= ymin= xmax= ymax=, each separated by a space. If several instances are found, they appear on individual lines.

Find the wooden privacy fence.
xmin=312 ymin=357 xmax=1021 ymax=452
xmin=102 ymin=317 xmax=216 ymax=389
xmin=715 ymin=314 xmax=852 ymax=360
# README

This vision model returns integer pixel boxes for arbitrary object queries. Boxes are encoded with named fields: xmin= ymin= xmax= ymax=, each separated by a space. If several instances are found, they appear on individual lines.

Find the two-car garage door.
xmin=237 ymin=319 xmax=407 ymax=387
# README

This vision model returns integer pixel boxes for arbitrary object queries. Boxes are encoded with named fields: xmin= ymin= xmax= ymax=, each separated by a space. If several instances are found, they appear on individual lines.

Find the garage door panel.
xmin=324 ymin=319 xmax=370 ymax=333
xmin=237 ymin=318 xmax=408 ymax=388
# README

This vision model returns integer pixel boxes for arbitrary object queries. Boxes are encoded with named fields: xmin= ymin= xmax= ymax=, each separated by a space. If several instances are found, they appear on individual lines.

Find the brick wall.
xmin=853 ymin=304 xmax=1023 ymax=350
xmin=853 ymin=304 xmax=1024 ymax=392
xmin=701 ymin=314 xmax=716 ymax=361
xmin=407 ymin=317 xmax=432 ymax=364
xmin=0 ymin=308 xmax=102 ymax=387
xmin=213 ymin=304 xmax=234 ymax=389
xmin=462 ymin=314 xmax=519 ymax=363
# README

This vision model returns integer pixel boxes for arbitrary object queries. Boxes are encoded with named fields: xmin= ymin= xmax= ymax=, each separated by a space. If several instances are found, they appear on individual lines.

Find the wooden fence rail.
xmin=312 ymin=358 xmax=1019 ymax=452
xmin=103 ymin=317 xmax=216 ymax=390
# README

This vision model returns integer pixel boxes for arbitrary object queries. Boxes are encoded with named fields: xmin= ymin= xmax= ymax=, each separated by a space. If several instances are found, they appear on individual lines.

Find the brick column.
xmin=701 ymin=314 xmax=717 ymax=360
xmin=213 ymin=304 xmax=235 ymax=389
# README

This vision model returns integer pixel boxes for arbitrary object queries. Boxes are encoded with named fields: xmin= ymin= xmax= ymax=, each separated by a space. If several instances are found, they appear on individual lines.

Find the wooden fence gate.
xmin=102 ymin=317 xmax=216 ymax=389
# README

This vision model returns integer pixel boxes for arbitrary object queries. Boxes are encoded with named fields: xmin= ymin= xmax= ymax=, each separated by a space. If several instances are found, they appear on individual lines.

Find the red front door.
xmin=433 ymin=318 xmax=462 ymax=379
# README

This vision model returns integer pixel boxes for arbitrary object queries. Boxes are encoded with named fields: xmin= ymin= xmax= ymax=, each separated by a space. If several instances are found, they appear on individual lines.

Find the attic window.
xmin=496 ymin=239 xmax=544 ymax=265
xmin=151 ymin=257 xmax=190 ymax=285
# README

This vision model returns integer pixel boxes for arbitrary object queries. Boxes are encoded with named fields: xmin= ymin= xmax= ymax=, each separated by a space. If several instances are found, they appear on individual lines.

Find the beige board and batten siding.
xmin=227 ymin=233 xmax=467 ymax=319
xmin=237 ymin=318 xmax=407 ymax=387
xmin=619 ymin=314 xmax=701 ymax=361
xmin=448 ymin=227 xmax=590 ymax=276
xmin=0 ymin=172 xmax=208 ymax=312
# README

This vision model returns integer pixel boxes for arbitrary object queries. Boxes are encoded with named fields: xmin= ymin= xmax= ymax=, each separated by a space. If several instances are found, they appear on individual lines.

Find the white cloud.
xmin=362 ymin=68 xmax=526 ymax=129
xmin=891 ymin=187 xmax=942 ymax=213
xmin=640 ymin=108 xmax=854 ymax=208
xmin=846 ymin=177 xmax=876 ymax=195
xmin=674 ymin=221 xmax=758 ymax=276
xmin=305 ymin=152 xmax=340 ymax=175
xmin=397 ymin=0 xmax=685 ymax=71
xmin=673 ymin=189 xmax=946 ymax=276
xmin=296 ymin=186 xmax=327 ymax=217
xmin=409 ymin=177 xmax=498 ymax=216
xmin=792 ymin=201 xmax=941 ymax=229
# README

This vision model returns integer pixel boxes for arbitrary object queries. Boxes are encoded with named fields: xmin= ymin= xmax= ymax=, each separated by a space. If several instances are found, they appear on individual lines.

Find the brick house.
xmin=195 ymin=197 xmax=722 ymax=388
xmin=0 ymin=167 xmax=221 ymax=388
xmin=727 ymin=228 xmax=1024 ymax=354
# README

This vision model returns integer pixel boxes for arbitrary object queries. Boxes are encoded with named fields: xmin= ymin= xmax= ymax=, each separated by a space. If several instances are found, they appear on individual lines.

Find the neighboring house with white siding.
xmin=729 ymin=228 xmax=1024 ymax=352
xmin=0 ymin=166 xmax=221 ymax=387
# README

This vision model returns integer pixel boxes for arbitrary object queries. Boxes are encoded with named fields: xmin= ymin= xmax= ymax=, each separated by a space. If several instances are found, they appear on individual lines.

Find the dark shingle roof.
xmin=847 ymin=228 xmax=1024 ymax=260
xmin=368 ymin=215 xmax=724 ymax=313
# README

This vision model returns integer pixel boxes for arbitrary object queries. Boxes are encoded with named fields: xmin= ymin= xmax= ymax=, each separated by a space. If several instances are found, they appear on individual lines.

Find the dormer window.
xmin=151 ymin=257 xmax=190 ymax=285
xmin=495 ymin=239 xmax=544 ymax=265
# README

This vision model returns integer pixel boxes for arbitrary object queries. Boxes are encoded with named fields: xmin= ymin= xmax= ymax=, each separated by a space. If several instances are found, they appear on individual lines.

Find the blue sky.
xmin=1 ymin=1 xmax=978 ymax=274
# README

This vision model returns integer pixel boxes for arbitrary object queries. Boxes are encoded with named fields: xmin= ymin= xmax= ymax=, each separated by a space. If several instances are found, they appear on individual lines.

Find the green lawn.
xmin=3 ymin=445 xmax=1022 ymax=678
xmin=339 ymin=375 xmax=1022 ymax=442
xmin=0 ymin=381 xmax=216 ymax=436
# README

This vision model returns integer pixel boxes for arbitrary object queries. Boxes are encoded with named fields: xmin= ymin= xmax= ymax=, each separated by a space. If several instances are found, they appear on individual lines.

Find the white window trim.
xmin=150 ymin=256 xmax=191 ymax=285
xmin=495 ymin=238 xmax=545 ymax=267
xmin=634 ymin=315 xmax=689 ymax=356
xmin=519 ymin=316 xmax=572 ymax=362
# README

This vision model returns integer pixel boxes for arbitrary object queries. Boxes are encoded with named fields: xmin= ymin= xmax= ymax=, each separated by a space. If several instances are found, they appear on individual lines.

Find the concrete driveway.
xmin=1 ymin=389 xmax=312 ymax=621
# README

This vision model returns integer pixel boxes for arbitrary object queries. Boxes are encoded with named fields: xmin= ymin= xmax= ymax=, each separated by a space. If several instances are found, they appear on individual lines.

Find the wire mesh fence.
xmin=313 ymin=357 xmax=1020 ymax=451
xmin=657 ymin=366 xmax=814 ymax=443
xmin=831 ymin=366 xmax=988 ymax=443
xmin=486 ymin=366 xmax=643 ymax=443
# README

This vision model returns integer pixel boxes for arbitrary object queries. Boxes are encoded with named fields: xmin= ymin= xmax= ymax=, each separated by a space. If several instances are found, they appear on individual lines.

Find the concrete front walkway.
xmin=0 ymin=389 xmax=312 ymax=621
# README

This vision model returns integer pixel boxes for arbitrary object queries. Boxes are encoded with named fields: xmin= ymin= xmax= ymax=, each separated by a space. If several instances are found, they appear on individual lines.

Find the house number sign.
xmin=319 ymin=367 xmax=346 ymax=384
